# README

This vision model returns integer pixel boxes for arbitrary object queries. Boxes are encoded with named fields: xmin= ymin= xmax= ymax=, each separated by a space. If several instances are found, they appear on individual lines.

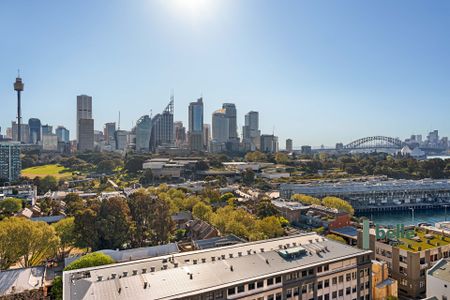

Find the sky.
xmin=0 ymin=0 xmax=449 ymax=148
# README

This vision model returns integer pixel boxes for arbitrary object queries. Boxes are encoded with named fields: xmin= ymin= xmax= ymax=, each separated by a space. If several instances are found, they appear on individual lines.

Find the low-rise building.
xmin=0 ymin=266 xmax=47 ymax=298
xmin=426 ymin=258 xmax=450 ymax=300
xmin=371 ymin=260 xmax=398 ymax=300
xmin=63 ymin=233 xmax=373 ymax=300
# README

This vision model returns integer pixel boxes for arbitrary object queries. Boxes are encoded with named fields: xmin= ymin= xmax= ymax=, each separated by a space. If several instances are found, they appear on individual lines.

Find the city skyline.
xmin=1 ymin=0 xmax=450 ymax=146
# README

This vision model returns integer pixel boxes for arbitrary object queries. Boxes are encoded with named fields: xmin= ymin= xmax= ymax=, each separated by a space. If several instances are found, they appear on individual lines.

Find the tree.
xmin=38 ymin=175 xmax=58 ymax=194
xmin=322 ymin=196 xmax=354 ymax=215
xmin=64 ymin=252 xmax=114 ymax=271
xmin=124 ymin=156 xmax=146 ymax=174
xmin=0 ymin=198 xmax=22 ymax=216
xmin=256 ymin=216 xmax=284 ymax=239
xmin=38 ymin=197 xmax=61 ymax=216
xmin=151 ymin=197 xmax=174 ymax=244
xmin=291 ymin=194 xmax=321 ymax=206
xmin=52 ymin=217 xmax=76 ymax=259
xmin=96 ymin=160 xmax=115 ymax=174
xmin=51 ymin=276 xmax=63 ymax=300
xmin=220 ymin=192 xmax=235 ymax=203
xmin=96 ymin=197 xmax=133 ymax=250
xmin=140 ymin=169 xmax=154 ymax=185
xmin=0 ymin=217 xmax=29 ymax=269
xmin=192 ymin=202 xmax=212 ymax=221
xmin=326 ymin=234 xmax=346 ymax=244
xmin=275 ymin=152 xmax=289 ymax=164
xmin=128 ymin=190 xmax=155 ymax=247
xmin=242 ymin=168 xmax=255 ymax=185
xmin=245 ymin=151 xmax=267 ymax=162
xmin=21 ymin=220 xmax=60 ymax=267
xmin=74 ymin=208 xmax=99 ymax=250
xmin=64 ymin=193 xmax=85 ymax=216
xmin=256 ymin=198 xmax=278 ymax=218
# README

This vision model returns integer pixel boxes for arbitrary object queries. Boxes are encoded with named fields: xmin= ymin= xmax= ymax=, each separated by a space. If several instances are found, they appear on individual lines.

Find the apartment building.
xmin=64 ymin=233 xmax=372 ymax=300
xmin=426 ymin=258 xmax=450 ymax=300
xmin=358 ymin=226 xmax=450 ymax=299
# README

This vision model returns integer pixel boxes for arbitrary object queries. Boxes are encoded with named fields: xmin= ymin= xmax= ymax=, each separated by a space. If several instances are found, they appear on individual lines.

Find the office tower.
xmin=427 ymin=130 xmax=439 ymax=145
xmin=13 ymin=76 xmax=24 ymax=143
xmin=222 ymin=103 xmax=238 ymax=139
xmin=76 ymin=95 xmax=94 ymax=151
xmin=55 ymin=126 xmax=70 ymax=143
xmin=135 ymin=115 xmax=152 ymax=152
xmin=242 ymin=111 xmax=260 ymax=151
xmin=188 ymin=98 xmax=204 ymax=151
xmin=64 ymin=233 xmax=372 ymax=300
xmin=260 ymin=134 xmax=279 ymax=153
xmin=5 ymin=128 xmax=12 ymax=139
xmin=174 ymin=121 xmax=186 ymax=147
xmin=114 ymin=130 xmax=128 ymax=150
xmin=150 ymin=99 xmax=174 ymax=151
xmin=41 ymin=124 xmax=53 ymax=135
xmin=28 ymin=118 xmax=41 ymax=144
xmin=77 ymin=119 xmax=94 ymax=151
xmin=286 ymin=139 xmax=293 ymax=152
xmin=104 ymin=122 xmax=116 ymax=145
xmin=210 ymin=109 xmax=229 ymax=153
xmin=0 ymin=142 xmax=21 ymax=182
xmin=42 ymin=134 xmax=58 ymax=151
xmin=203 ymin=124 xmax=211 ymax=150
xmin=11 ymin=121 xmax=29 ymax=144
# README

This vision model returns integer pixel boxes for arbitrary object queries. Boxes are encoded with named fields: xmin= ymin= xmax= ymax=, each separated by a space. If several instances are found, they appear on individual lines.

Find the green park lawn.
xmin=21 ymin=164 xmax=71 ymax=179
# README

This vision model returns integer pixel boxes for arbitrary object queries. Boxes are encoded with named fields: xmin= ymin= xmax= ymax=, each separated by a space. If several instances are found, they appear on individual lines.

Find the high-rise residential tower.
xmin=135 ymin=115 xmax=152 ymax=152
xmin=260 ymin=134 xmax=279 ymax=153
xmin=210 ymin=109 xmax=229 ymax=153
xmin=174 ymin=121 xmax=186 ymax=147
xmin=28 ymin=118 xmax=41 ymax=144
xmin=188 ymin=98 xmax=204 ymax=151
xmin=41 ymin=124 xmax=53 ymax=135
xmin=0 ymin=142 xmax=21 ymax=182
xmin=76 ymin=95 xmax=94 ymax=151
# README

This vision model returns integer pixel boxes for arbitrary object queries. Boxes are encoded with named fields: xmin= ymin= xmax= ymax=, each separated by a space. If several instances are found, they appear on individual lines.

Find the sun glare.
xmin=170 ymin=0 xmax=217 ymax=21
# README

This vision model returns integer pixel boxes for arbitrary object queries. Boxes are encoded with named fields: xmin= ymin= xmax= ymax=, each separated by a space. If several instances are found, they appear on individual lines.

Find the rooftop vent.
xmin=260 ymin=248 xmax=265 ymax=253
xmin=111 ymin=273 xmax=117 ymax=279
xmin=229 ymin=254 xmax=233 ymax=258
xmin=247 ymin=250 xmax=252 ymax=255
xmin=150 ymin=267 xmax=155 ymax=272
xmin=238 ymin=252 xmax=242 ymax=257
xmin=189 ymin=273 xmax=193 ymax=280
xmin=211 ymin=257 xmax=216 ymax=261
xmin=193 ymin=259 xmax=198 ymax=265
xmin=221 ymin=255 xmax=226 ymax=259
xmin=201 ymin=258 xmax=206 ymax=263
xmin=144 ymin=282 xmax=148 ymax=289
xmin=142 ymin=268 xmax=147 ymax=274
xmin=97 ymin=276 xmax=103 ymax=282
xmin=230 ymin=265 xmax=234 ymax=272
xmin=174 ymin=262 xmax=179 ymax=268
xmin=132 ymin=270 xmax=138 ymax=276
xmin=266 ymin=259 xmax=270 ymax=264
xmin=123 ymin=271 xmax=128 ymax=277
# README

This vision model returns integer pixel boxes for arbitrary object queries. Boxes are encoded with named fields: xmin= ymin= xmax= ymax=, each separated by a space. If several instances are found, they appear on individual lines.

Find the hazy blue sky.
xmin=1 ymin=0 xmax=449 ymax=147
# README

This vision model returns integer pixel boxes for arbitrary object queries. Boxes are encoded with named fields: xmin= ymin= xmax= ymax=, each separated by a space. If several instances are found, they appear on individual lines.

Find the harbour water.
xmin=357 ymin=208 xmax=450 ymax=226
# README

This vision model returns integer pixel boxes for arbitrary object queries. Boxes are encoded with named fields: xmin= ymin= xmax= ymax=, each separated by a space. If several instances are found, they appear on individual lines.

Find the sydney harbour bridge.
xmin=317 ymin=135 xmax=447 ymax=154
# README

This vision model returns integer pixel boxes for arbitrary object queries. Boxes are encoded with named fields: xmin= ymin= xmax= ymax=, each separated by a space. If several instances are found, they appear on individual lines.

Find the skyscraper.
xmin=11 ymin=121 xmax=29 ymax=144
xmin=174 ymin=121 xmax=186 ymax=147
xmin=260 ymin=134 xmax=279 ymax=153
xmin=55 ymin=126 xmax=70 ymax=143
xmin=150 ymin=99 xmax=174 ymax=151
xmin=210 ymin=109 xmax=229 ymax=153
xmin=76 ymin=95 xmax=94 ymax=151
xmin=242 ymin=111 xmax=260 ymax=151
xmin=286 ymin=138 xmax=293 ymax=152
xmin=28 ymin=118 xmax=41 ymax=145
xmin=222 ymin=103 xmax=240 ymax=152
xmin=41 ymin=124 xmax=53 ymax=135
xmin=188 ymin=98 xmax=204 ymax=151
xmin=0 ymin=142 xmax=21 ymax=182
xmin=203 ymin=124 xmax=211 ymax=150
xmin=104 ymin=122 xmax=116 ymax=145
xmin=135 ymin=115 xmax=152 ymax=152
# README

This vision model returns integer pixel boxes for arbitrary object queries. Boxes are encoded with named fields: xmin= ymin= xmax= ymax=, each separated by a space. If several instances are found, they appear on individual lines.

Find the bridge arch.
xmin=344 ymin=136 xmax=403 ymax=149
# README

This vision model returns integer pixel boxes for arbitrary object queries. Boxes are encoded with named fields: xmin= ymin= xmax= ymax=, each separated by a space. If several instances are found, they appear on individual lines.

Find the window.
xmin=275 ymin=276 xmax=282 ymax=284
xmin=237 ymin=285 xmax=244 ymax=293
xmin=206 ymin=293 xmax=214 ymax=300
xmin=346 ymin=273 xmax=351 ymax=281
xmin=308 ymin=283 xmax=314 ymax=292
xmin=318 ymin=281 xmax=323 ymax=289
xmin=443 ymin=296 xmax=448 ymax=300
xmin=275 ymin=293 xmax=281 ymax=300
xmin=332 ymin=291 xmax=337 ymax=299
xmin=318 ymin=296 xmax=323 ymax=300
xmin=285 ymin=274 xmax=291 ymax=281
xmin=352 ymin=286 xmax=356 ymax=293
xmin=268 ymin=295 xmax=274 ymax=300
xmin=352 ymin=271 xmax=356 ymax=280
xmin=302 ymin=285 xmax=307 ymax=294
xmin=257 ymin=281 xmax=264 ymax=288
xmin=339 ymin=289 xmax=343 ymax=297
xmin=324 ymin=279 xmax=329 ymax=288
xmin=227 ymin=288 xmax=235 ymax=296
xmin=308 ymin=269 xmax=314 ymax=276
xmin=267 ymin=278 xmax=274 ymax=286
xmin=293 ymin=287 xmax=299 ymax=296
xmin=365 ymin=282 xmax=369 ymax=289
xmin=346 ymin=287 xmax=351 ymax=295
xmin=419 ymin=281 xmax=425 ymax=288
xmin=324 ymin=264 xmax=329 ymax=271
xmin=332 ymin=277 xmax=337 ymax=285
xmin=286 ymin=289 xmax=292 ymax=298
xmin=339 ymin=275 xmax=344 ymax=283
xmin=324 ymin=294 xmax=330 ymax=300
xmin=215 ymin=291 xmax=223 ymax=299
xmin=302 ymin=270 xmax=307 ymax=277
xmin=248 ymin=282 xmax=255 ymax=290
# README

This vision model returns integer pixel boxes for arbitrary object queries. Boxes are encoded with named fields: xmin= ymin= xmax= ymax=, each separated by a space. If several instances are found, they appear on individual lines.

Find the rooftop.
xmin=63 ymin=233 xmax=371 ymax=300
xmin=0 ymin=266 xmax=45 ymax=296
xmin=428 ymin=258 xmax=450 ymax=282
